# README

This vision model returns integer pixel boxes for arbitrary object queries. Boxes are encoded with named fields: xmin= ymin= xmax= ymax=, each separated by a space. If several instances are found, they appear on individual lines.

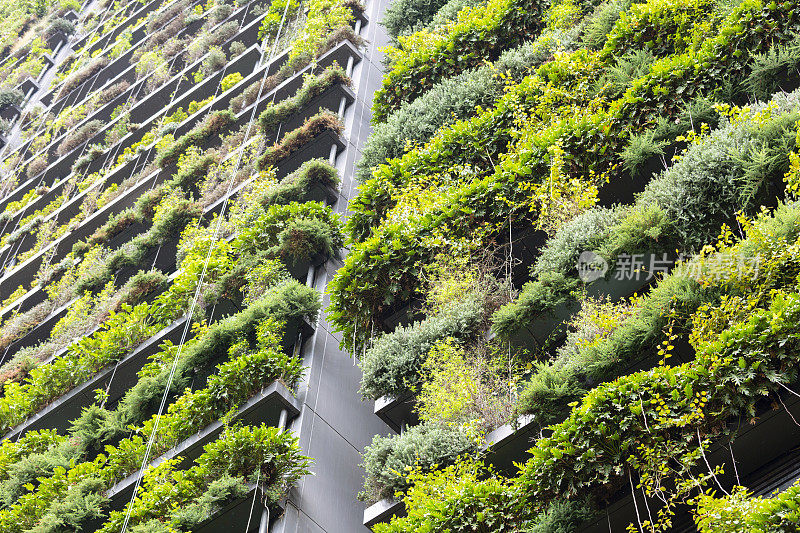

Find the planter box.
xmin=62 ymin=9 xmax=78 ymax=22
xmin=105 ymin=381 xmax=301 ymax=511
xmin=374 ymin=392 xmax=417 ymax=433
xmin=2 ymin=314 xmax=190 ymax=442
xmin=17 ymin=76 xmax=39 ymax=96
xmin=481 ymin=415 xmax=537 ymax=475
xmin=363 ymin=497 xmax=404 ymax=528
xmin=579 ymin=391 xmax=800 ymax=533
xmin=285 ymin=252 xmax=327 ymax=282
xmin=508 ymin=299 xmax=582 ymax=350
xmin=193 ymin=484 xmax=283 ymax=533
xmin=0 ymin=103 xmax=21 ymax=121
xmin=45 ymin=29 xmax=68 ymax=51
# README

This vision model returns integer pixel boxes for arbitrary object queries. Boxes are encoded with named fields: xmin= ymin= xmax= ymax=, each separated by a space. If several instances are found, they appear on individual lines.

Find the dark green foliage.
xmin=356 ymin=39 xmax=567 ymax=182
xmin=621 ymin=94 xmax=720 ymax=176
xmin=128 ymin=520 xmax=173 ymax=533
xmin=237 ymin=201 xmax=343 ymax=264
xmin=598 ymin=48 xmax=655 ymax=98
xmin=173 ymin=152 xmax=219 ymax=191
xmin=381 ymin=0 xmax=456 ymax=39
xmin=112 ymin=270 xmax=170 ymax=311
xmin=743 ymin=32 xmax=800 ymax=100
xmin=68 ymin=405 xmax=117 ymax=457
xmin=46 ymin=18 xmax=75 ymax=36
xmin=28 ymin=477 xmax=107 ymax=533
xmin=0 ymin=89 xmax=22 ymax=110
xmin=170 ymin=475 xmax=249 ymax=529
xmin=634 ymin=105 xmax=798 ymax=252
xmin=112 ymin=280 xmax=320 ymax=430
xmin=580 ymin=0 xmax=629 ymax=50
xmin=524 ymin=499 xmax=597 ymax=532
xmin=517 ymin=272 xmax=712 ymax=423
xmin=260 ymin=158 xmax=339 ymax=206
xmin=491 ymin=272 xmax=582 ymax=338
xmin=0 ymin=443 xmax=72 ymax=508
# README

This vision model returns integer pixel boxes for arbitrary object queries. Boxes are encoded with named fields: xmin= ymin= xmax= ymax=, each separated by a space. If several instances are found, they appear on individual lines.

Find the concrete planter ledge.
xmin=374 ymin=392 xmax=417 ymax=434
xmin=104 ymin=381 xmax=301 ymax=510
xmin=363 ymin=497 xmax=404 ymax=528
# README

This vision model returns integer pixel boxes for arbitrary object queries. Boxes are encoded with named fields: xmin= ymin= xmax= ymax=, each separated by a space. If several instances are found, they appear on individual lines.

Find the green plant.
xmin=256 ymin=110 xmax=343 ymax=170
xmin=381 ymin=0 xmax=456 ymax=39
xmin=258 ymin=158 xmax=339 ymax=206
xmin=258 ymin=66 xmax=350 ymax=133
xmin=373 ymin=458 xmax=532 ymax=532
xmin=0 ymin=89 xmax=22 ymax=110
xmin=360 ymin=422 xmax=477 ymax=502
xmin=219 ymin=71 xmax=242 ymax=92
xmin=743 ymin=32 xmax=800 ymax=101
xmin=371 ymin=0 xmax=548 ymax=122
xmin=155 ymin=110 xmax=234 ymax=169
xmin=359 ymin=292 xmax=487 ymax=399
xmin=694 ymin=483 xmax=800 ymax=532
xmin=98 ymin=424 xmax=311 ymax=532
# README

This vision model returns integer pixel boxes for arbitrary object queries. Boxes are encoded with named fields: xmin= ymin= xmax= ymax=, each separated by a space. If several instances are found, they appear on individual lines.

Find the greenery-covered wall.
xmin=332 ymin=0 xmax=800 ymax=530
xmin=0 ymin=0 xmax=368 ymax=528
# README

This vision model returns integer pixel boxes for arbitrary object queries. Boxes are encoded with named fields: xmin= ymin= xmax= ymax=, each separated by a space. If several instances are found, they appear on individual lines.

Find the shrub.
xmin=45 ymin=17 xmax=75 ymax=37
xmin=228 ymin=40 xmax=246 ymax=57
xmin=359 ymin=292 xmax=487 ymax=399
xmin=259 ymin=158 xmax=340 ymax=206
xmin=694 ymin=484 xmax=800 ymax=532
xmin=629 ymin=99 xmax=799 ymax=253
xmin=146 ymin=0 xmax=189 ymax=34
xmin=416 ymin=338 xmax=515 ymax=431
xmin=56 ymin=119 xmax=103 ymax=156
xmin=580 ymin=0 xmax=630 ymax=50
xmin=491 ymin=272 xmax=582 ymax=338
xmin=360 ymin=422 xmax=476 ymax=502
xmin=236 ymin=201 xmax=343 ymax=265
xmin=95 ymin=80 xmax=129 ymax=107
xmin=0 ymin=89 xmax=22 ymax=111
xmin=372 ymin=458 xmax=531 ymax=532
xmin=256 ymin=110 xmax=343 ymax=170
xmin=26 ymin=156 xmax=48 ymax=179
xmin=371 ymin=0 xmax=549 ymax=122
xmin=743 ymin=32 xmax=800 ymax=100
xmin=516 ymin=282 xmax=800 ymax=507
xmin=381 ymin=0 xmax=457 ymax=39
xmin=219 ymin=71 xmax=242 ymax=92
xmin=195 ymin=46 xmax=226 ymax=81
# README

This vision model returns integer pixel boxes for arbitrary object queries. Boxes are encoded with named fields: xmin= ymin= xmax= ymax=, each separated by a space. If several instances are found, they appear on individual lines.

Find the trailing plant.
xmin=371 ymin=0 xmax=549 ymax=122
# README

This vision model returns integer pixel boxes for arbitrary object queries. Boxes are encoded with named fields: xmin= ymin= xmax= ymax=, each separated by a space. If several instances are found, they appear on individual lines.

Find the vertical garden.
xmin=0 ymin=0 xmax=371 ymax=528
xmin=333 ymin=0 xmax=800 ymax=530
xmin=1 ymin=0 xmax=800 ymax=529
